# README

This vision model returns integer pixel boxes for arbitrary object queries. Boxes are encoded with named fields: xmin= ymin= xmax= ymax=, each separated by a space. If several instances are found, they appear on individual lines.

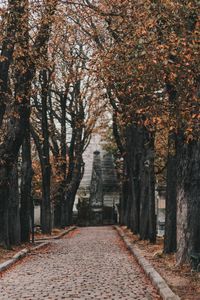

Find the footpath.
xmin=0 ymin=226 xmax=179 ymax=300
xmin=0 ymin=226 xmax=177 ymax=300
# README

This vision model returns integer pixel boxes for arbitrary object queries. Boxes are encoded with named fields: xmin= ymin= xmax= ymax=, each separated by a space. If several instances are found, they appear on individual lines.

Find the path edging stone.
xmin=114 ymin=225 xmax=180 ymax=300
xmin=35 ymin=226 xmax=77 ymax=241
xmin=0 ymin=242 xmax=49 ymax=274
xmin=0 ymin=226 xmax=76 ymax=274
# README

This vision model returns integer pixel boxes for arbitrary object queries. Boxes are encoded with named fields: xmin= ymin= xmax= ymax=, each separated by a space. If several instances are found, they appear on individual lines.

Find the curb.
xmin=0 ymin=242 xmax=49 ymax=274
xmin=114 ymin=225 xmax=180 ymax=300
xmin=35 ymin=226 xmax=77 ymax=241
xmin=0 ymin=226 xmax=76 ymax=274
xmin=31 ymin=241 xmax=50 ymax=251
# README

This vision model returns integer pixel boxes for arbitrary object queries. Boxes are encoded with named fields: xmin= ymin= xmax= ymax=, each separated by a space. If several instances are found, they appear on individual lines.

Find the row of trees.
xmin=0 ymin=0 xmax=199 ymax=267
xmin=67 ymin=0 xmax=199 ymax=265
xmin=0 ymin=0 xmax=103 ymax=248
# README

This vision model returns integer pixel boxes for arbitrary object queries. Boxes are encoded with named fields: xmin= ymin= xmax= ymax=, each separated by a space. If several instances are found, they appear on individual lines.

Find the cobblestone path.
xmin=0 ymin=227 xmax=160 ymax=300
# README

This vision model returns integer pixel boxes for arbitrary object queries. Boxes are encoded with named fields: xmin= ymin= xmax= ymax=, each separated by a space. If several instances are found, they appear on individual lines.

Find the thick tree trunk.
xmin=60 ymin=198 xmax=67 ymax=228
xmin=139 ymin=162 xmax=149 ymax=240
xmin=61 ymin=156 xmax=83 ymax=227
xmin=20 ymin=130 xmax=33 ymax=243
xmin=139 ymin=128 xmax=149 ymax=240
xmin=0 ymin=0 xmax=20 ymax=125
xmin=0 ymin=0 xmax=30 ymax=249
xmin=61 ymin=189 xmax=73 ymax=227
xmin=9 ymin=161 xmax=21 ymax=245
xmin=164 ymin=82 xmax=178 ymax=253
xmin=0 ymin=118 xmax=30 ymax=248
xmin=54 ymin=193 xmax=62 ymax=228
xmin=139 ymin=127 xmax=156 ymax=242
xmin=176 ymin=139 xmax=200 ymax=264
xmin=164 ymin=132 xmax=177 ymax=253
xmin=0 ymin=1 xmax=57 ymax=247
xmin=62 ymin=174 xmax=82 ymax=227
xmin=0 ymin=168 xmax=10 ymax=248
xmin=64 ymin=192 xmax=76 ymax=226
xmin=125 ymin=124 xmax=140 ymax=234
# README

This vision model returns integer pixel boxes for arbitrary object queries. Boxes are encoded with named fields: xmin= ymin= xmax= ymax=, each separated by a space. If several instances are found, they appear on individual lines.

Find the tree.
xmin=0 ymin=0 xmax=58 ymax=246
xmin=68 ymin=0 xmax=199 ymax=252
xmin=0 ymin=0 xmax=30 ymax=248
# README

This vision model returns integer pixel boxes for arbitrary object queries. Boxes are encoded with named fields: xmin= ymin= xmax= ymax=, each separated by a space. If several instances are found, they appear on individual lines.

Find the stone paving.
xmin=0 ymin=227 xmax=160 ymax=300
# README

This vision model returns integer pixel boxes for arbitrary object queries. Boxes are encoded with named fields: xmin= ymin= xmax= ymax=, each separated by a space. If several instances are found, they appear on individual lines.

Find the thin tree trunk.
xmin=147 ymin=138 xmax=156 ymax=243
xmin=41 ymin=165 xmax=51 ymax=233
xmin=54 ymin=93 xmax=68 ymax=228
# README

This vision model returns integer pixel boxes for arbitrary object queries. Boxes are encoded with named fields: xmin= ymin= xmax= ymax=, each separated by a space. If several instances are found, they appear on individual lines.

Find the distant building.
xmin=75 ymin=134 xmax=120 ymax=226
xmin=155 ymin=185 xmax=166 ymax=236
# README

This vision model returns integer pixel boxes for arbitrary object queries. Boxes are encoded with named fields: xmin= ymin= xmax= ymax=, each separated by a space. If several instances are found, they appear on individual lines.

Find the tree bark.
xmin=0 ymin=0 xmax=57 ymax=247
xmin=0 ymin=168 xmax=10 ymax=248
xmin=9 ymin=160 xmax=21 ymax=245
xmin=54 ymin=93 xmax=68 ymax=227
xmin=0 ymin=0 xmax=30 ymax=248
xmin=164 ymin=82 xmax=178 ymax=253
xmin=40 ymin=70 xmax=52 ymax=234
xmin=119 ymin=163 xmax=129 ymax=225
xmin=125 ymin=125 xmax=137 ymax=233
xmin=125 ymin=124 xmax=141 ymax=234
xmin=139 ymin=127 xmax=156 ymax=242
xmin=61 ymin=157 xmax=83 ymax=227
xmin=176 ymin=138 xmax=200 ymax=264
xmin=164 ymin=132 xmax=177 ymax=253
xmin=0 ymin=0 xmax=19 ymax=125
xmin=20 ymin=129 xmax=33 ymax=243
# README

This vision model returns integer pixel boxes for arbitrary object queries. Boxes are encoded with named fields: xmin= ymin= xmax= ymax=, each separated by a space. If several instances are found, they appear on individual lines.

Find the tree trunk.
xmin=164 ymin=82 xmax=178 ymax=253
xmin=164 ymin=132 xmax=177 ymax=253
xmin=176 ymin=138 xmax=200 ymax=264
xmin=139 ymin=161 xmax=149 ymax=240
xmin=139 ymin=128 xmax=149 ymax=240
xmin=54 ymin=93 xmax=68 ymax=228
xmin=9 ymin=161 xmax=21 ymax=245
xmin=139 ymin=127 xmax=156 ymax=242
xmin=119 ymin=167 xmax=129 ymax=225
xmin=40 ymin=70 xmax=52 ymax=234
xmin=41 ymin=164 xmax=52 ymax=233
xmin=0 ymin=167 xmax=10 ymax=248
xmin=61 ymin=157 xmax=83 ymax=227
xmin=0 ymin=0 xmax=20 ymax=125
xmin=147 ymin=144 xmax=156 ymax=243
xmin=20 ymin=130 xmax=33 ymax=243
xmin=54 ymin=193 xmax=62 ymax=228
xmin=125 ymin=124 xmax=140 ymax=234
xmin=0 ymin=0 xmax=30 ymax=249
